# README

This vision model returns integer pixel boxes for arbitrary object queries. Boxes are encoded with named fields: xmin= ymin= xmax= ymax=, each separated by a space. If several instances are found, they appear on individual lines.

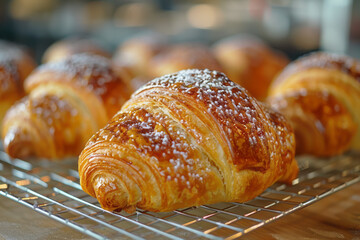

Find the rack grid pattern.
xmin=0 ymin=150 xmax=359 ymax=239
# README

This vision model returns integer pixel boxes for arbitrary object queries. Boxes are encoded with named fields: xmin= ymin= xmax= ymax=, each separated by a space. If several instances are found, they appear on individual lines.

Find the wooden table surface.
xmin=0 ymin=183 xmax=359 ymax=239
xmin=245 ymin=182 xmax=360 ymax=240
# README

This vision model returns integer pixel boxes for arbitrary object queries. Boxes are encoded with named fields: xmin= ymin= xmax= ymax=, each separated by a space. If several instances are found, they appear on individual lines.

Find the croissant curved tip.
xmin=92 ymin=173 xmax=136 ymax=212
xmin=3 ymin=127 xmax=37 ymax=159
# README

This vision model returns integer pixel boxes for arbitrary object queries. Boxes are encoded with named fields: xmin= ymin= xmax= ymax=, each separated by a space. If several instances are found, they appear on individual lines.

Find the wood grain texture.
xmin=0 ymin=196 xmax=87 ymax=240
xmin=244 ymin=183 xmax=360 ymax=240
xmin=0 ymin=183 xmax=358 ymax=239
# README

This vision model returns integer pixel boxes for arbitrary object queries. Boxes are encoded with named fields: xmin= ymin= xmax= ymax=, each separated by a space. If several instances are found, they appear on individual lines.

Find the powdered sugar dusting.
xmin=92 ymin=106 xmax=211 ymax=194
xmin=273 ymin=52 xmax=360 ymax=87
xmin=93 ymin=69 xmax=294 ymax=185
xmin=83 ymin=68 xmax=296 ymax=210
xmin=136 ymin=69 xmax=277 ymax=170
xmin=0 ymin=41 xmax=26 ymax=93
xmin=36 ymin=53 xmax=117 ymax=97
xmin=0 ymin=59 xmax=19 ymax=94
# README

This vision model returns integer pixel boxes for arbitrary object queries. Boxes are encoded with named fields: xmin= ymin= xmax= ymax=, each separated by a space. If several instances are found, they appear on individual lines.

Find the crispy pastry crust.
xmin=79 ymin=69 xmax=298 ymax=212
xmin=268 ymin=52 xmax=360 ymax=156
xmin=2 ymin=54 xmax=130 ymax=159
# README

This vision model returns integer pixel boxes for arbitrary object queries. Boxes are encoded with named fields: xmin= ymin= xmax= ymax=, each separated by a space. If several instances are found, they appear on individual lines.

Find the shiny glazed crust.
xmin=268 ymin=52 xmax=360 ymax=156
xmin=79 ymin=69 xmax=298 ymax=212
xmin=2 ymin=54 xmax=130 ymax=159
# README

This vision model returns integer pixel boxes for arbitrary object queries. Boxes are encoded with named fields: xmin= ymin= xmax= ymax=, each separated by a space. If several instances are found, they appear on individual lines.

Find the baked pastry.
xmin=79 ymin=69 xmax=298 ymax=212
xmin=0 ymin=40 xmax=36 ymax=123
xmin=213 ymin=35 xmax=288 ymax=100
xmin=113 ymin=33 xmax=167 ymax=81
xmin=148 ymin=44 xmax=223 ymax=79
xmin=267 ymin=52 xmax=360 ymax=156
xmin=2 ymin=53 xmax=130 ymax=159
xmin=42 ymin=37 xmax=110 ymax=63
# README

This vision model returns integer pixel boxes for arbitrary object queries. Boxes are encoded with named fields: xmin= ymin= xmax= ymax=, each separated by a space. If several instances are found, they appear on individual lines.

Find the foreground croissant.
xmin=2 ymin=53 xmax=130 ymax=159
xmin=79 ymin=69 xmax=298 ymax=212
xmin=267 ymin=52 xmax=360 ymax=156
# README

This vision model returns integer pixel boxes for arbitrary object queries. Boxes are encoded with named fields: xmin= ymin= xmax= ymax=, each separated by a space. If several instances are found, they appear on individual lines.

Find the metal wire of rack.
xmin=0 ymin=150 xmax=359 ymax=240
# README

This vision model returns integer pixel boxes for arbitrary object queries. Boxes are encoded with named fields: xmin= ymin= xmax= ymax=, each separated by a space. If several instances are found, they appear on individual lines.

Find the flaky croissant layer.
xmin=2 ymin=53 xmax=130 ymax=159
xmin=79 ymin=69 xmax=298 ymax=212
xmin=267 ymin=52 xmax=360 ymax=156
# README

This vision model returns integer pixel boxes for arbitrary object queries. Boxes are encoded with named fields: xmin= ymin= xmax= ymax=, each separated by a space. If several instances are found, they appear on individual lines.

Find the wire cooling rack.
xmin=0 ymin=150 xmax=359 ymax=240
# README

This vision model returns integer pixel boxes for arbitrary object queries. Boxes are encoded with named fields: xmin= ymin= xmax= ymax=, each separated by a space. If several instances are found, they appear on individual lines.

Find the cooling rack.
xmin=0 ymin=150 xmax=359 ymax=240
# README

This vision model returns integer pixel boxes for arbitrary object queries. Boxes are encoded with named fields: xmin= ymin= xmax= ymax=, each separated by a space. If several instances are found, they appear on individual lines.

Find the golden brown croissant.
xmin=0 ymin=40 xmax=36 ymax=123
xmin=79 ymin=69 xmax=298 ymax=212
xmin=42 ymin=37 xmax=110 ymax=63
xmin=213 ymin=35 xmax=288 ymax=100
xmin=148 ymin=44 xmax=224 ymax=79
xmin=267 ymin=52 xmax=360 ymax=157
xmin=2 ymin=53 xmax=130 ymax=159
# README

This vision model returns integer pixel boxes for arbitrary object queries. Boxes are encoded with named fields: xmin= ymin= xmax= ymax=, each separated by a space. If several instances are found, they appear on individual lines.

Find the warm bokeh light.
xmin=83 ymin=1 xmax=111 ymax=27
xmin=10 ymin=0 xmax=57 ymax=20
xmin=21 ymin=196 xmax=38 ymax=200
xmin=40 ymin=176 xmax=51 ymax=182
xmin=113 ymin=3 xmax=152 ymax=27
xmin=187 ymin=4 xmax=222 ymax=29
xmin=15 ymin=179 xmax=30 ymax=186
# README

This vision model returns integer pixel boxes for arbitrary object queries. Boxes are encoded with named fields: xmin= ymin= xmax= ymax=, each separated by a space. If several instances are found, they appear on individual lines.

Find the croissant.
xmin=2 ymin=53 xmax=130 ymax=159
xmin=267 ymin=52 xmax=360 ymax=157
xmin=213 ymin=35 xmax=288 ymax=100
xmin=42 ymin=37 xmax=110 ymax=63
xmin=0 ymin=40 xmax=36 ymax=123
xmin=79 ymin=69 xmax=298 ymax=212
xmin=113 ymin=33 xmax=167 ymax=81
xmin=148 ymin=44 xmax=224 ymax=79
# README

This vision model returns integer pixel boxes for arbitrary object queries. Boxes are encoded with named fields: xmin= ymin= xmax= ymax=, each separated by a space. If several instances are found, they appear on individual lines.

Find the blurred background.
xmin=0 ymin=0 xmax=359 ymax=62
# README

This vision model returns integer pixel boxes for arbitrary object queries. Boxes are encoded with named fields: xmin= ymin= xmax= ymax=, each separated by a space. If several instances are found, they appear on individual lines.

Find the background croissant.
xmin=148 ymin=43 xmax=223 ymax=79
xmin=267 ymin=52 xmax=360 ymax=157
xmin=42 ymin=37 xmax=111 ymax=63
xmin=213 ymin=35 xmax=288 ymax=100
xmin=113 ymin=33 xmax=167 ymax=79
xmin=112 ymin=34 xmax=168 ymax=93
xmin=0 ymin=40 xmax=36 ymax=125
xmin=79 ymin=69 xmax=298 ymax=213
xmin=2 ymin=53 xmax=130 ymax=159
